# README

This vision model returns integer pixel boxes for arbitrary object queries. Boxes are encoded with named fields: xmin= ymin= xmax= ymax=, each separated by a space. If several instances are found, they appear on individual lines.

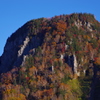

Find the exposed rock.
xmin=73 ymin=53 xmax=78 ymax=74
xmin=18 ymin=36 xmax=30 ymax=57
xmin=75 ymin=20 xmax=93 ymax=31
xmin=74 ymin=19 xmax=82 ymax=28
xmin=0 ymin=24 xmax=44 ymax=73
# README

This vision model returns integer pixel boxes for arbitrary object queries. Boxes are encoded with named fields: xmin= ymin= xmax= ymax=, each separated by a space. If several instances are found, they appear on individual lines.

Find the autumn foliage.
xmin=0 ymin=13 xmax=100 ymax=100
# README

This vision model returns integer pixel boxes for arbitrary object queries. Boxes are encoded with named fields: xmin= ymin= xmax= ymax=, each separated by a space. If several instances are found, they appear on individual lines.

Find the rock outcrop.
xmin=0 ymin=21 xmax=44 ymax=73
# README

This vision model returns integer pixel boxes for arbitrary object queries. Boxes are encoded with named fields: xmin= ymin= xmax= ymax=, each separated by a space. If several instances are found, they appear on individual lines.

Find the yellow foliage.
xmin=83 ymin=35 xmax=90 ymax=40
xmin=67 ymin=79 xmax=82 ymax=96
xmin=7 ymin=94 xmax=26 ymax=100
xmin=3 ymin=89 xmax=11 ymax=94
xmin=3 ymin=88 xmax=26 ymax=100
xmin=28 ymin=79 xmax=33 ymax=83
xmin=29 ymin=66 xmax=36 ymax=72
xmin=19 ymin=93 xmax=26 ymax=100
xmin=50 ymin=84 xmax=54 ymax=88
xmin=52 ymin=42 xmax=56 ymax=46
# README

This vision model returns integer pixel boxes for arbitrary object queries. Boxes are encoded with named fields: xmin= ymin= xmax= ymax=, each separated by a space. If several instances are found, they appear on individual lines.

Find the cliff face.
xmin=0 ymin=21 xmax=44 ymax=73
xmin=0 ymin=13 xmax=100 ymax=100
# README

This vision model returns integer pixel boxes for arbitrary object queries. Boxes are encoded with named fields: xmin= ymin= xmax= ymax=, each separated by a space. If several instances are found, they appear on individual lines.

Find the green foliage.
xmin=79 ymin=77 xmax=92 ymax=100
xmin=61 ymin=74 xmax=71 ymax=84
xmin=58 ymin=89 xmax=67 ymax=97
xmin=89 ymin=38 xmax=98 ymax=49
xmin=71 ymin=38 xmax=82 ymax=52
xmin=25 ymin=55 xmax=34 ymax=69
xmin=67 ymin=79 xmax=82 ymax=98
xmin=54 ymin=61 xmax=59 ymax=67
xmin=36 ymin=46 xmax=42 ymax=54
xmin=58 ymin=60 xmax=63 ymax=67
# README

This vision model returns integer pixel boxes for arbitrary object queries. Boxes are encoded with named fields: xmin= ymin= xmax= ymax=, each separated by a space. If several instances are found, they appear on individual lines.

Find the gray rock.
xmin=0 ymin=24 xmax=44 ymax=73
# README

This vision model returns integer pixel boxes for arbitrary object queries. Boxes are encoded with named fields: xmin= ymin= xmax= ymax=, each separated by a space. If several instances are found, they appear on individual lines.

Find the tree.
xmin=94 ymin=57 xmax=100 ymax=65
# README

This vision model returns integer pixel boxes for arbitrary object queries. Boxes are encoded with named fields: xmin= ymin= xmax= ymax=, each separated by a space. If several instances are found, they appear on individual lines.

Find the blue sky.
xmin=0 ymin=0 xmax=100 ymax=56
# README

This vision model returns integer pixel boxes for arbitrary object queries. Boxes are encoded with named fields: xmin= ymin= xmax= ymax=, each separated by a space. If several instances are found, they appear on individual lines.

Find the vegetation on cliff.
xmin=0 ymin=13 xmax=100 ymax=100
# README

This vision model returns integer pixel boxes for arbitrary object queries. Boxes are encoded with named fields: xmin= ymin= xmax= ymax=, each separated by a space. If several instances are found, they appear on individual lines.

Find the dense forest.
xmin=0 ymin=13 xmax=100 ymax=100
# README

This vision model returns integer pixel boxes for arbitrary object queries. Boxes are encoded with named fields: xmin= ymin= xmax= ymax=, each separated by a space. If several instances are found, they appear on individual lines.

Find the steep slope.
xmin=0 ymin=18 xmax=45 ymax=73
xmin=0 ymin=13 xmax=100 ymax=100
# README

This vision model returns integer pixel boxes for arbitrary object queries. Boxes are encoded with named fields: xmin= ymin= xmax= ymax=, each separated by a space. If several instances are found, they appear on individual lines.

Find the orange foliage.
xmin=87 ymin=43 xmax=93 ymax=51
xmin=83 ymin=35 xmax=90 ymax=40
xmin=56 ymin=20 xmax=67 ymax=33
xmin=52 ymin=30 xmax=57 ymax=35
xmin=54 ymin=58 xmax=59 ymax=62
xmin=59 ymin=83 xmax=70 ymax=90
xmin=94 ymin=57 xmax=100 ymax=65
xmin=29 ymin=66 xmax=37 ymax=76
xmin=43 ymin=88 xmax=53 ymax=96
xmin=98 ymin=40 xmax=100 ymax=44
xmin=45 ymin=27 xmax=51 ymax=31
xmin=52 ymin=42 xmax=56 ymax=46
xmin=52 ymin=20 xmax=67 ymax=35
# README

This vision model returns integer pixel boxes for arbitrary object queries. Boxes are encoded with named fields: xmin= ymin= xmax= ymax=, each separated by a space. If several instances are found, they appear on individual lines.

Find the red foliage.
xmin=75 ymin=51 xmax=79 ymax=54
xmin=26 ymin=77 xmax=30 ymax=81
xmin=62 ymin=47 xmax=65 ymax=53
xmin=94 ymin=57 xmax=98 ymax=61
xmin=85 ymin=51 xmax=89 ymax=53
xmin=49 ymin=60 xmax=53 ymax=64
xmin=73 ymin=34 xmax=77 ymax=37
xmin=96 ymin=48 xmax=98 ymax=50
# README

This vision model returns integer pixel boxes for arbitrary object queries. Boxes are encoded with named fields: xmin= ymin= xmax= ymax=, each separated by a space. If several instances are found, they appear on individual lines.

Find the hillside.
xmin=0 ymin=13 xmax=100 ymax=100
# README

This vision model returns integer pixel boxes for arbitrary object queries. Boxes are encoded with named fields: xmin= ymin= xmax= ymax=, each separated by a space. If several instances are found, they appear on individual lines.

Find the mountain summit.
xmin=0 ymin=13 xmax=100 ymax=100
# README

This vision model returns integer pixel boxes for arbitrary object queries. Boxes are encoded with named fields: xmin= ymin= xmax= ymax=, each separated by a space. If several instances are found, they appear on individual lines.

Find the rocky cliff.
xmin=0 ymin=19 xmax=44 ymax=73
xmin=0 ymin=13 xmax=100 ymax=100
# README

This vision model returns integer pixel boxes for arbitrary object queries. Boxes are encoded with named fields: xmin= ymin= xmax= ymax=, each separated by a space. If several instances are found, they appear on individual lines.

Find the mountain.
xmin=0 ymin=13 xmax=100 ymax=100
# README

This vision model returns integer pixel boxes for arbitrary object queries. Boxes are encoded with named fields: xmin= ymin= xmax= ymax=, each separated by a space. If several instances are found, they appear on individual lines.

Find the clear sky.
xmin=0 ymin=0 xmax=100 ymax=56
